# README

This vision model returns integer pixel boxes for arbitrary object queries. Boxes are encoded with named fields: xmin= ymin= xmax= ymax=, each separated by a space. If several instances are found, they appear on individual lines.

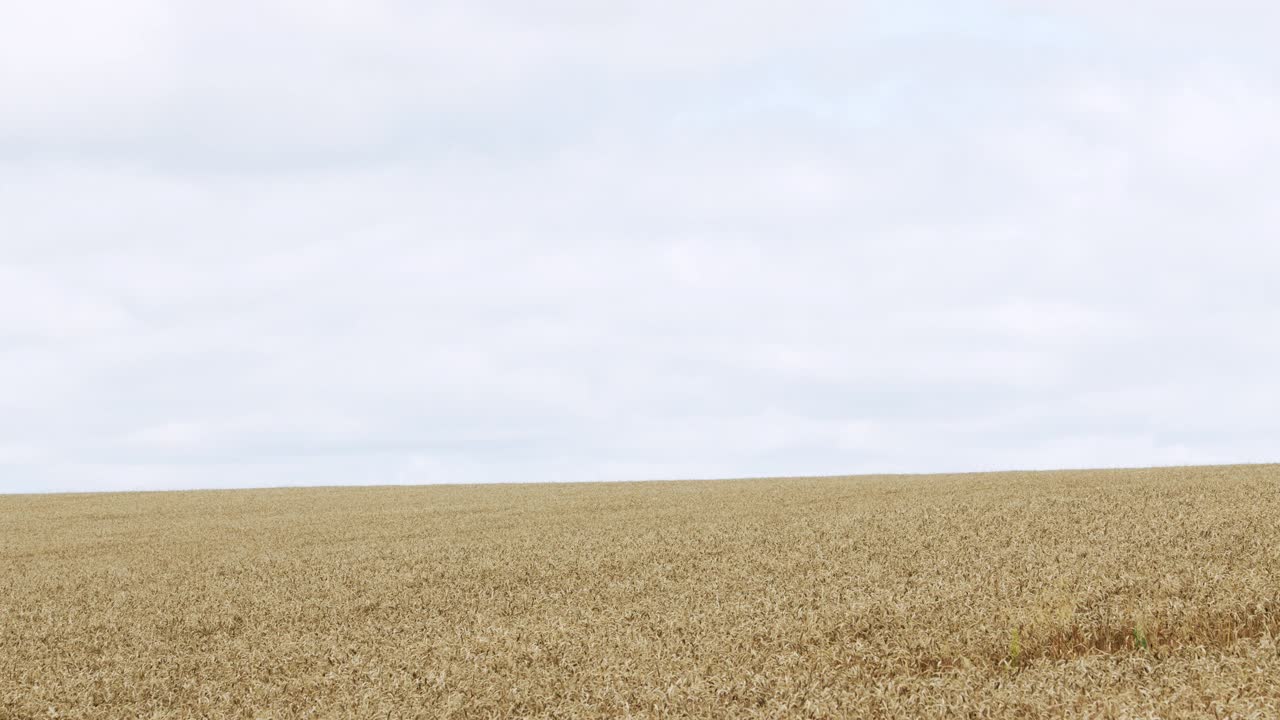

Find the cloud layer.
xmin=3 ymin=1 xmax=1278 ymax=492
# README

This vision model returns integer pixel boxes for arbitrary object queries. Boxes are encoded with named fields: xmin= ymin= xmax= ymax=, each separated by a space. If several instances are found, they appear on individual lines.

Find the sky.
xmin=2 ymin=1 xmax=1278 ymax=493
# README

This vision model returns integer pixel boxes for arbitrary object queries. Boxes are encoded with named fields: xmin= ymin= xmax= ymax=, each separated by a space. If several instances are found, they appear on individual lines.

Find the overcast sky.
xmin=2 ymin=1 xmax=1278 ymax=493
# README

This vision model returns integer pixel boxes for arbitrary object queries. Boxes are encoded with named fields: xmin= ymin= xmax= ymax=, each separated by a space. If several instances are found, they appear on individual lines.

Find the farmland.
xmin=2 ymin=464 xmax=1278 ymax=718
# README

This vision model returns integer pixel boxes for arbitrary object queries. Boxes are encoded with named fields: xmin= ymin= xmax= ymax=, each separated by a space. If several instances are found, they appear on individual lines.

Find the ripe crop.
xmin=3 ymin=464 xmax=1278 ymax=718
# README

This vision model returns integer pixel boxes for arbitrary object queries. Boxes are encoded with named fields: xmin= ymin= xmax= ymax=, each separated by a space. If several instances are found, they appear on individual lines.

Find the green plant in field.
xmin=1134 ymin=621 xmax=1149 ymax=651
xmin=1008 ymin=628 xmax=1022 ymax=669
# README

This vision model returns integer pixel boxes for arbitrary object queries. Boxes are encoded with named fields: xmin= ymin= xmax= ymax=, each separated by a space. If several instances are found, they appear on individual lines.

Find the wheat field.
xmin=2 ymin=464 xmax=1278 ymax=718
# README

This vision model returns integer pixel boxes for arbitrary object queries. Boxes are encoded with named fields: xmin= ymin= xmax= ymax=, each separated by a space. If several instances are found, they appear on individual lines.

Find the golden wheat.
xmin=2 ymin=464 xmax=1279 ymax=718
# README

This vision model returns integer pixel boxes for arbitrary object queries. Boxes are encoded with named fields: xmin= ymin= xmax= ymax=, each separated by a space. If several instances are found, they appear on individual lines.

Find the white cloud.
xmin=2 ymin=1 xmax=1278 ymax=492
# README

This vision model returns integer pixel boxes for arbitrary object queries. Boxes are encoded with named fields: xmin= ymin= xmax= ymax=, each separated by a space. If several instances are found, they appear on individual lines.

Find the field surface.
xmin=2 ymin=464 xmax=1279 ymax=718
